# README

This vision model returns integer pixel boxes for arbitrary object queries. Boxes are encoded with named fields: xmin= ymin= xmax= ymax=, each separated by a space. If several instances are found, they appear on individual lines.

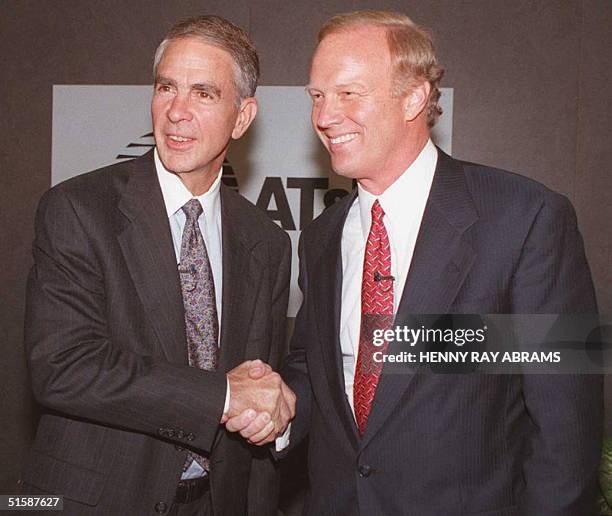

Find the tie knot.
xmin=371 ymin=200 xmax=385 ymax=223
xmin=182 ymin=199 xmax=203 ymax=222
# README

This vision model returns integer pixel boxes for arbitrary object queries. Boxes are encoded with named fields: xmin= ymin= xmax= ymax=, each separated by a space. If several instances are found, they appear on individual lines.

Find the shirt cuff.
xmin=223 ymin=376 xmax=231 ymax=415
xmin=275 ymin=422 xmax=291 ymax=451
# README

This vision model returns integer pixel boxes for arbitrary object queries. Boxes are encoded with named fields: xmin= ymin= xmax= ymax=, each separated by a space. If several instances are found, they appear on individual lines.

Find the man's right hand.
xmin=224 ymin=360 xmax=295 ymax=444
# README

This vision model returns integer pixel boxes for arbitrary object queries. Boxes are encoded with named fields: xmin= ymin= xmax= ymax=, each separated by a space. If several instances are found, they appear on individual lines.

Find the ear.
xmin=403 ymin=81 xmax=431 ymax=122
xmin=232 ymin=97 xmax=258 ymax=139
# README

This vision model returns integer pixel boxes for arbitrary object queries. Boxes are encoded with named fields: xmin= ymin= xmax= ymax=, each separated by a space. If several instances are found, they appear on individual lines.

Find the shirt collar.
xmin=357 ymin=139 xmax=438 ymax=240
xmin=154 ymin=148 xmax=222 ymax=219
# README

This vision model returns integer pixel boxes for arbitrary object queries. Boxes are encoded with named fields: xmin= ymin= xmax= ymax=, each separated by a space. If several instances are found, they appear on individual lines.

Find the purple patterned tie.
xmin=179 ymin=199 xmax=219 ymax=473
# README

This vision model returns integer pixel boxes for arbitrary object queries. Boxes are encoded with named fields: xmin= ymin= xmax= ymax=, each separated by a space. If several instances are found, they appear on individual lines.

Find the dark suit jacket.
xmin=22 ymin=150 xmax=291 ymax=515
xmin=283 ymin=150 xmax=602 ymax=516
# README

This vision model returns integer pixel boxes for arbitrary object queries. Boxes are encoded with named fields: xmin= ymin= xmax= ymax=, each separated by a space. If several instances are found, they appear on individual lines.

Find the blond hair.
xmin=319 ymin=11 xmax=444 ymax=127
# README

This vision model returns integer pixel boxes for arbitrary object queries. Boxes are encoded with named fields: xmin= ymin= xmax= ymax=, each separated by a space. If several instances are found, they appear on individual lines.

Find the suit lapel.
xmin=217 ymin=186 xmax=263 ymax=372
xmin=360 ymin=150 xmax=478 ymax=449
xmin=117 ymin=151 xmax=188 ymax=365
xmin=313 ymin=191 xmax=360 ymax=451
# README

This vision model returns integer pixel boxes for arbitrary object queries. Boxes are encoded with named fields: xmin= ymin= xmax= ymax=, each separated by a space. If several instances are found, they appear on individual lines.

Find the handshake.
xmin=222 ymin=360 xmax=296 ymax=446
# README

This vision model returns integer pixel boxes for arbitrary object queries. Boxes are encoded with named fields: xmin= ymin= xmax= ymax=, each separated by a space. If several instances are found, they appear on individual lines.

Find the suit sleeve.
xmin=25 ymin=187 xmax=227 ymax=453
xmin=246 ymin=229 xmax=291 ymax=515
xmin=511 ymin=192 xmax=603 ymax=515
xmin=275 ymin=233 xmax=313 ymax=457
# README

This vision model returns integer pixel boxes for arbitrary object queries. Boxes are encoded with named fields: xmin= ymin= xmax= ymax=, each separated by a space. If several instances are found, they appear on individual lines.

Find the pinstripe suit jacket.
xmin=22 ymin=150 xmax=291 ymax=515
xmin=282 ymin=149 xmax=602 ymax=516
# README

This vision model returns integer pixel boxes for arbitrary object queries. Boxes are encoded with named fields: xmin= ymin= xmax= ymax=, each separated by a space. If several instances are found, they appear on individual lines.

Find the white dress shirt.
xmin=154 ymin=149 xmax=224 ymax=479
xmin=340 ymin=139 xmax=438 ymax=415
xmin=155 ymin=150 xmax=288 ymax=459
xmin=154 ymin=150 xmax=223 ymax=318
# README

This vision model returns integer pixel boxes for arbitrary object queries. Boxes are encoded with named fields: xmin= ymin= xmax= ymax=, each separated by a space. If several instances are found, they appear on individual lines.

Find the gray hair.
xmin=153 ymin=15 xmax=260 ymax=102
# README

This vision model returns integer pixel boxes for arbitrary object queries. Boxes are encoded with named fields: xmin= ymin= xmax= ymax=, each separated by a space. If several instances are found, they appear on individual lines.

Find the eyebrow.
xmin=336 ymin=82 xmax=366 ymax=90
xmin=155 ymin=76 xmax=222 ymax=98
xmin=305 ymin=82 xmax=366 ymax=92
xmin=192 ymin=83 xmax=222 ymax=98
xmin=155 ymin=76 xmax=175 ymax=86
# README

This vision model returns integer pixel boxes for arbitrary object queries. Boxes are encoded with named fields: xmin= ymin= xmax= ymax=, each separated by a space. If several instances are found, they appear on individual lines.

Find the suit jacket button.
xmin=167 ymin=429 xmax=175 ymax=438
xmin=358 ymin=465 xmax=372 ymax=478
xmin=176 ymin=430 xmax=185 ymax=440
xmin=157 ymin=428 xmax=166 ymax=437
xmin=175 ymin=444 xmax=184 ymax=451
xmin=186 ymin=433 xmax=195 ymax=441
xmin=154 ymin=501 xmax=168 ymax=513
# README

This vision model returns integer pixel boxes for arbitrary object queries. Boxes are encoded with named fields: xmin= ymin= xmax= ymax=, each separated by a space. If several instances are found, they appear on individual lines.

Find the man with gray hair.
xmin=229 ymin=10 xmax=602 ymax=515
xmin=22 ymin=15 xmax=294 ymax=515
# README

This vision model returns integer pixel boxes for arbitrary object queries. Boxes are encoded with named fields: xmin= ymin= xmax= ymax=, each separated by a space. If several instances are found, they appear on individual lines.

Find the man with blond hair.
xmin=230 ymin=10 xmax=602 ymax=515
xmin=22 ymin=15 xmax=294 ymax=515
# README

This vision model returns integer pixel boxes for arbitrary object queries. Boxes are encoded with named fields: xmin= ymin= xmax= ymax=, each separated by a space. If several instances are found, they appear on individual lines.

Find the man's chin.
xmin=158 ymin=152 xmax=193 ymax=175
xmin=330 ymin=161 xmax=360 ymax=181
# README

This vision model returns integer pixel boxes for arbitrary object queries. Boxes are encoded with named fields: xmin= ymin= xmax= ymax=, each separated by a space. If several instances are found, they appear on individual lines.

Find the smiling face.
xmin=151 ymin=37 xmax=256 ymax=193
xmin=308 ymin=25 xmax=422 ymax=193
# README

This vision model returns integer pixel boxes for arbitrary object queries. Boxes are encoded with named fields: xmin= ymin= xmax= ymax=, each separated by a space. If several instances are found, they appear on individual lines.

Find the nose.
xmin=167 ymin=93 xmax=193 ymax=123
xmin=313 ymin=97 xmax=342 ymax=130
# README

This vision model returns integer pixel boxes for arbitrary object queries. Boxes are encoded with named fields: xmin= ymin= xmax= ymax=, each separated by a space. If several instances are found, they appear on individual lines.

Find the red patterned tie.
xmin=353 ymin=200 xmax=394 ymax=436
